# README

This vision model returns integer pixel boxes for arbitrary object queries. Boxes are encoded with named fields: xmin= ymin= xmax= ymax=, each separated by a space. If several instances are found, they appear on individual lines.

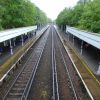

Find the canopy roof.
xmin=66 ymin=26 xmax=100 ymax=49
xmin=0 ymin=26 xmax=37 ymax=43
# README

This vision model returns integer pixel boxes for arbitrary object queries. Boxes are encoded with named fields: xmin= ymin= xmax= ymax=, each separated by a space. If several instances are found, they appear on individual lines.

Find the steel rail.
xmin=3 ymin=48 xmax=34 ymax=100
xmin=52 ymin=27 xmax=55 ymax=100
xmin=0 ymin=25 xmax=49 ymax=84
xmin=21 ymin=27 xmax=50 ymax=100
xmin=53 ymin=46 xmax=60 ymax=100
xmin=3 ymin=27 xmax=50 ymax=100
xmin=52 ymin=26 xmax=59 ymax=100
xmin=54 ymin=27 xmax=78 ymax=100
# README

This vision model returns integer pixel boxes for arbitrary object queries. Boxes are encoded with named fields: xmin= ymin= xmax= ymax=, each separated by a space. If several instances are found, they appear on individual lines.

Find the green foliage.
xmin=0 ymin=0 xmax=48 ymax=30
xmin=56 ymin=0 xmax=100 ymax=33
xmin=56 ymin=3 xmax=84 ymax=30
xmin=71 ymin=4 xmax=84 ymax=26
xmin=56 ymin=8 xmax=73 ymax=30
xmin=78 ymin=0 xmax=100 ymax=33
xmin=34 ymin=7 xmax=48 ymax=25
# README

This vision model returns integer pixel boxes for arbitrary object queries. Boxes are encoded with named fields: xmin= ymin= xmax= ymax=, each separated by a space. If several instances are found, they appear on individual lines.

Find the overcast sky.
xmin=31 ymin=0 xmax=79 ymax=20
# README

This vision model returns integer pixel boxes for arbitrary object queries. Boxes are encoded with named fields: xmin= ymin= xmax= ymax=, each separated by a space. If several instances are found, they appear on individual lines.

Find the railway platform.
xmin=55 ymin=26 xmax=100 ymax=100
xmin=0 ymin=25 xmax=99 ymax=100
xmin=0 ymin=25 xmax=49 ymax=85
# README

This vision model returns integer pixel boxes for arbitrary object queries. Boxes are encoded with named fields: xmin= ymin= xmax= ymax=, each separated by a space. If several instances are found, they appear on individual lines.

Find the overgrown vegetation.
xmin=0 ymin=0 xmax=48 ymax=30
xmin=56 ymin=0 xmax=100 ymax=33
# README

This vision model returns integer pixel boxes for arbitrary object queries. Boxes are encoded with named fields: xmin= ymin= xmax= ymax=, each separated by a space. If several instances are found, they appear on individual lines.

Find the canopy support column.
xmin=3 ymin=41 xmax=8 ymax=46
xmin=73 ymin=35 xmax=74 ymax=45
xmin=21 ymin=35 xmax=24 ymax=46
xmin=13 ymin=38 xmax=16 ymax=47
xmin=9 ymin=39 xmax=13 ymax=55
xmin=80 ymin=40 xmax=84 ymax=55
xmin=68 ymin=33 xmax=70 ymax=41
xmin=97 ymin=62 xmax=100 ymax=75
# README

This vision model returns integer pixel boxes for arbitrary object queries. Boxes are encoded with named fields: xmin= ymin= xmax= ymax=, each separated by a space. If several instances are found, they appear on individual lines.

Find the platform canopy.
xmin=0 ymin=26 xmax=37 ymax=43
xmin=66 ymin=26 xmax=100 ymax=50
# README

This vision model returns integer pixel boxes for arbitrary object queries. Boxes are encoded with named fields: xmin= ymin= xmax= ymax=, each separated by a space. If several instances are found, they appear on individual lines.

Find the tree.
xmin=56 ymin=0 xmax=100 ymax=33
xmin=78 ymin=0 xmax=100 ymax=33
xmin=56 ymin=8 xmax=72 ymax=30
xmin=56 ymin=3 xmax=85 ymax=30
xmin=0 ymin=0 xmax=48 ymax=30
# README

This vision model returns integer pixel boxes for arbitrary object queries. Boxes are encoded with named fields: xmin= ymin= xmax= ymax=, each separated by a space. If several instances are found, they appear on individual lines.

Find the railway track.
xmin=28 ymin=26 xmax=53 ymax=100
xmin=52 ymin=27 xmax=59 ymax=100
xmin=53 ymin=27 xmax=78 ymax=100
xmin=52 ymin=26 xmax=90 ymax=100
xmin=3 ymin=27 xmax=50 ymax=100
xmin=28 ymin=26 xmax=90 ymax=100
xmin=3 ymin=25 xmax=91 ymax=100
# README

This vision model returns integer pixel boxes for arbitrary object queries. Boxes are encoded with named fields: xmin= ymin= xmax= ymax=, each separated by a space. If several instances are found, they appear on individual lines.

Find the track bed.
xmin=2 ymin=26 xmax=91 ymax=100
